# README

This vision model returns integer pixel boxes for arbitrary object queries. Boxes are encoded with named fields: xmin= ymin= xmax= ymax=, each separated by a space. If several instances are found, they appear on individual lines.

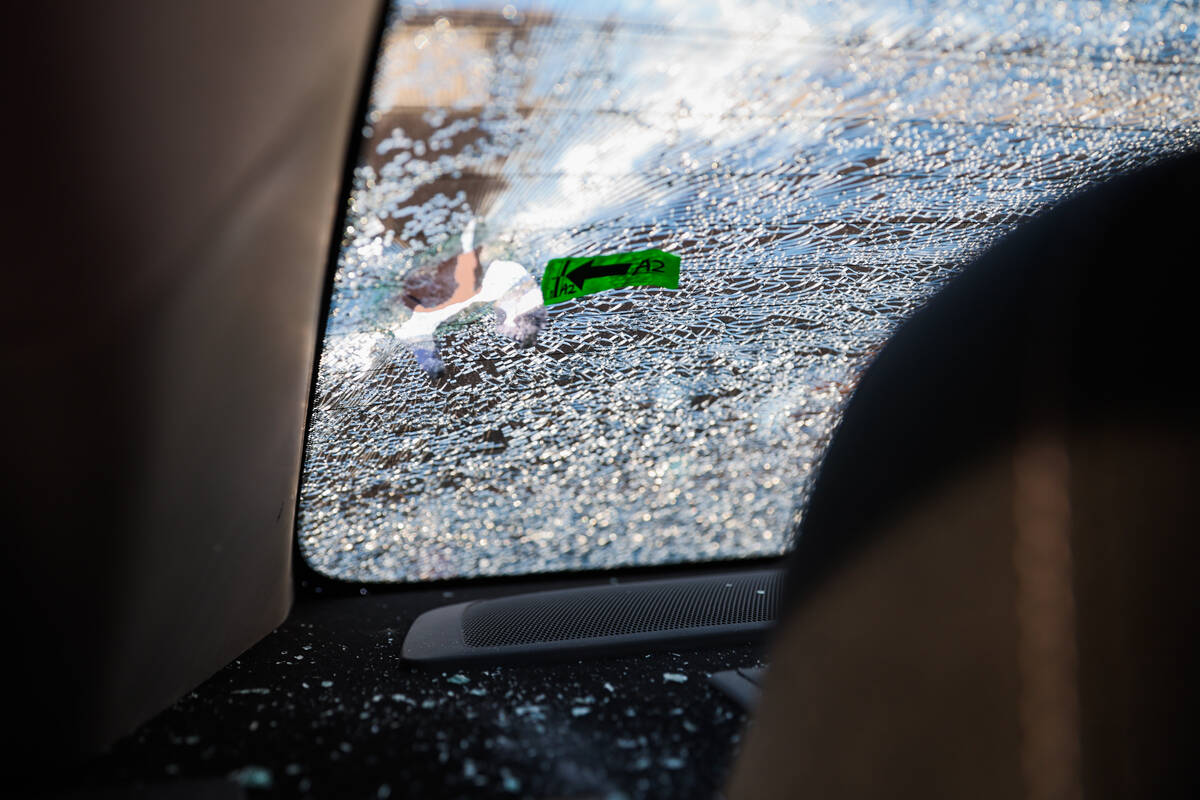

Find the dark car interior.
xmin=7 ymin=1 xmax=1198 ymax=798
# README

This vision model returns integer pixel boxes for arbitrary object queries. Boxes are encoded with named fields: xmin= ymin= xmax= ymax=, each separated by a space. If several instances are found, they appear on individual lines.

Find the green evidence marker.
xmin=541 ymin=248 xmax=681 ymax=305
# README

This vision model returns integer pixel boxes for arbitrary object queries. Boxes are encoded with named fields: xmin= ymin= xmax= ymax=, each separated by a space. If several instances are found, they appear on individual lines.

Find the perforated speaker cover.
xmin=402 ymin=568 xmax=782 ymax=663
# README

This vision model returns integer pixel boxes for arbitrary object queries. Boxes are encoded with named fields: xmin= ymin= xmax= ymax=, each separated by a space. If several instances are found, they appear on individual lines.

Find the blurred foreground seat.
xmin=3 ymin=0 xmax=381 ymax=767
xmin=729 ymin=152 xmax=1200 ymax=798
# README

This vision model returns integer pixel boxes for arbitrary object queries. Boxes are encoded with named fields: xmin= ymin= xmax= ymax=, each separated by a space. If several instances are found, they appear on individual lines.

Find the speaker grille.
xmin=461 ymin=571 xmax=782 ymax=648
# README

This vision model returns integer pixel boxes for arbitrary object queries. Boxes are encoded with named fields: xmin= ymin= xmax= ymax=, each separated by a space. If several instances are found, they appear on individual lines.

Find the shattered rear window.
xmin=298 ymin=0 xmax=1200 ymax=582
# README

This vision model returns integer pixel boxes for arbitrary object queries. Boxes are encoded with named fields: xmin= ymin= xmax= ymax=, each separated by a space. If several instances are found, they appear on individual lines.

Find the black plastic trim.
xmin=403 ymin=567 xmax=783 ymax=663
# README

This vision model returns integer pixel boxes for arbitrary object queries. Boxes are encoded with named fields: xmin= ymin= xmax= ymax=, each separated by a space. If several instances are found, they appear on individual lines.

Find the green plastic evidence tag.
xmin=541 ymin=248 xmax=681 ymax=305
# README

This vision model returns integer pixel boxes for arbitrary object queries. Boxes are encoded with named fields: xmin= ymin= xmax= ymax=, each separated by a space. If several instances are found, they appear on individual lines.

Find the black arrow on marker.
xmin=564 ymin=258 xmax=632 ymax=290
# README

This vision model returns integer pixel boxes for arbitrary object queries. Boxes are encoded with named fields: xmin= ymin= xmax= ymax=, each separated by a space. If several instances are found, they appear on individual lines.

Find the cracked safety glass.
xmin=298 ymin=0 xmax=1200 ymax=582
